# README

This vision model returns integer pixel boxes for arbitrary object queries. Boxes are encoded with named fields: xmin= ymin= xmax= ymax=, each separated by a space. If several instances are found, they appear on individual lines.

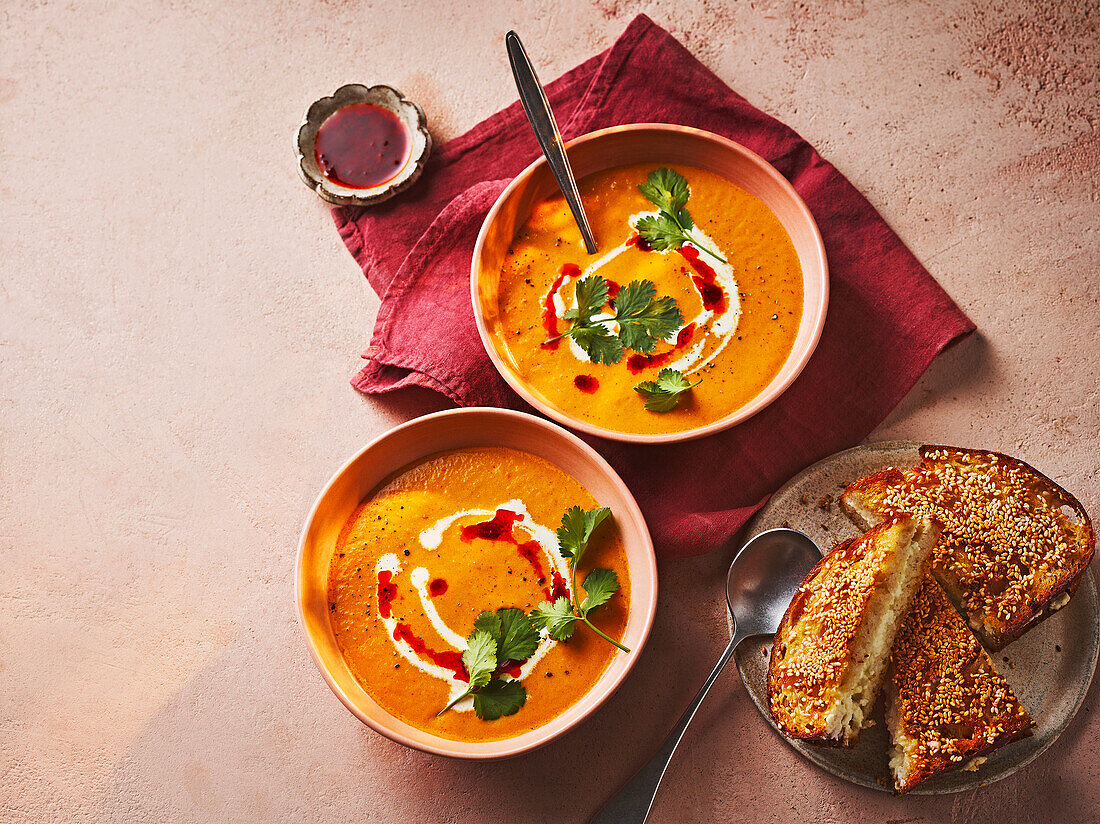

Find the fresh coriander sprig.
xmin=530 ymin=506 xmax=630 ymax=653
xmin=636 ymin=168 xmax=727 ymax=264
xmin=437 ymin=607 xmax=539 ymax=719
xmin=634 ymin=368 xmax=701 ymax=413
xmin=544 ymin=275 xmax=683 ymax=365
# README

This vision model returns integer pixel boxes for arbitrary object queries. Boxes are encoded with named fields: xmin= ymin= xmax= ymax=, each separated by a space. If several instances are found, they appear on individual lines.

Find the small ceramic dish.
xmin=296 ymin=407 xmax=658 ymax=758
xmin=470 ymin=123 xmax=828 ymax=444
xmin=296 ymin=83 xmax=431 ymax=206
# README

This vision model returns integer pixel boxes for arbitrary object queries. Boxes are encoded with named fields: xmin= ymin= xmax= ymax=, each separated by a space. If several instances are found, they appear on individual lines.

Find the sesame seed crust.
xmin=768 ymin=517 xmax=922 ymax=744
xmin=888 ymin=577 xmax=1033 ymax=793
xmin=841 ymin=446 xmax=1094 ymax=650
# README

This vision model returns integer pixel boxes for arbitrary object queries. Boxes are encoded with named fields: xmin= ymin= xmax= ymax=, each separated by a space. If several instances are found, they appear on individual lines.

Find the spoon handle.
xmin=505 ymin=31 xmax=598 ymax=254
xmin=589 ymin=629 xmax=745 ymax=824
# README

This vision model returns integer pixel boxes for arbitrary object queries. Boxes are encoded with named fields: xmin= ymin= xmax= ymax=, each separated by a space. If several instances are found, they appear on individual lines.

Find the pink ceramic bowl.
xmin=296 ymin=407 xmax=657 ymax=758
xmin=471 ymin=123 xmax=829 ymax=444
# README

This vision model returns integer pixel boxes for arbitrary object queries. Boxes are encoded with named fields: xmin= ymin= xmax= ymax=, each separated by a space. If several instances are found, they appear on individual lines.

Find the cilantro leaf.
xmin=566 ymin=276 xmax=609 ymax=325
xmin=615 ymin=281 xmax=682 ymax=353
xmin=545 ymin=273 xmax=682 ymax=364
xmin=471 ymin=679 xmax=527 ymax=721
xmin=656 ymin=367 xmax=697 ymax=393
xmin=637 ymin=167 xmax=689 ymax=214
xmin=438 ymin=610 xmax=541 ymax=719
xmin=530 ymin=597 xmax=578 ymax=641
xmin=534 ymin=506 xmax=631 ymax=654
xmin=609 ymin=278 xmax=656 ymax=318
xmin=579 ymin=568 xmax=620 ymax=616
xmin=472 ymin=608 xmax=539 ymax=664
xmin=635 ymin=168 xmax=727 ymax=264
xmin=472 ymin=610 xmax=501 ymax=641
xmin=635 ymin=213 xmax=689 ymax=253
xmin=495 ymin=607 xmax=540 ymax=663
xmin=634 ymin=368 xmax=701 ymax=413
xmin=616 ymin=320 xmax=657 ymax=355
xmin=556 ymin=505 xmax=611 ymax=566
xmin=461 ymin=629 xmax=498 ymax=690
xmin=570 ymin=322 xmax=624 ymax=365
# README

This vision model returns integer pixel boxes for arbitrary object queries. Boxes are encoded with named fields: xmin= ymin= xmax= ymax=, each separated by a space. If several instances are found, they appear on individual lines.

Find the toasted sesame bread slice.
xmin=887 ymin=576 xmax=1033 ymax=793
xmin=840 ymin=446 xmax=1095 ymax=650
xmin=768 ymin=517 xmax=937 ymax=746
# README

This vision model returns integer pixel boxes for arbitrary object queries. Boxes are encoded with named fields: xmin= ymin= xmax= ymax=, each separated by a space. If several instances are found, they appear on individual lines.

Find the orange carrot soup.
xmin=493 ymin=163 xmax=803 ymax=434
xmin=327 ymin=447 xmax=630 ymax=742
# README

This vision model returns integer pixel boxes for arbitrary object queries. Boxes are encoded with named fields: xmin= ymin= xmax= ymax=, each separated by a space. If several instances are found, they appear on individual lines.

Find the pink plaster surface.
xmin=1 ymin=1 xmax=1097 ymax=822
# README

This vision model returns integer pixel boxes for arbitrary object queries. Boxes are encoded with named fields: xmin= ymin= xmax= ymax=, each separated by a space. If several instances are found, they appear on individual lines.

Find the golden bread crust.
xmin=888 ymin=577 xmax=1033 ymax=793
xmin=840 ymin=445 xmax=1094 ymax=650
xmin=768 ymin=517 xmax=919 ymax=745
xmin=840 ymin=467 xmax=906 ymax=525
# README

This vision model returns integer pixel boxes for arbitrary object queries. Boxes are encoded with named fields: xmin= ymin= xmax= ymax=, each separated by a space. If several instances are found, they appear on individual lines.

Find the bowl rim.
xmin=295 ymin=406 xmax=658 ymax=758
xmin=470 ymin=122 xmax=829 ymax=444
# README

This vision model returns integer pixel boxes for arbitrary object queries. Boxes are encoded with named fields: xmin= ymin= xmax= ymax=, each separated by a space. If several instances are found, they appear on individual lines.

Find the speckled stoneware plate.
xmin=730 ymin=440 xmax=1099 ymax=794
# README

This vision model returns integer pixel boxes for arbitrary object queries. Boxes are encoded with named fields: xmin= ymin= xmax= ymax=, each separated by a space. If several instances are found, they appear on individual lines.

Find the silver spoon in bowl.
xmin=590 ymin=528 xmax=823 ymax=824
xmin=505 ymin=30 xmax=598 ymax=254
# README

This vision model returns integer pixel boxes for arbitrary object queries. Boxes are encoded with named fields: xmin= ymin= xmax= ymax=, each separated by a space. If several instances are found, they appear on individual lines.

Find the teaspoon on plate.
xmin=505 ymin=30 xmax=599 ymax=255
xmin=590 ymin=528 xmax=823 ymax=823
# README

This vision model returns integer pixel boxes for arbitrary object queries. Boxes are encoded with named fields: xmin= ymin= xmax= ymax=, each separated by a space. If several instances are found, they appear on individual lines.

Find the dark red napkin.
xmin=333 ymin=14 xmax=975 ymax=558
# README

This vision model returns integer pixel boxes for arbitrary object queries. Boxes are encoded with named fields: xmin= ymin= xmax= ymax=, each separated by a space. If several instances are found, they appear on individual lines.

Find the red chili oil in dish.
xmin=314 ymin=102 xmax=410 ymax=189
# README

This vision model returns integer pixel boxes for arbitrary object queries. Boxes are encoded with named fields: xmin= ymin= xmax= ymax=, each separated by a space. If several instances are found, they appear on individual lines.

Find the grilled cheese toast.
xmin=887 ymin=576 xmax=1034 ymax=793
xmin=841 ymin=446 xmax=1094 ymax=650
xmin=768 ymin=516 xmax=937 ymax=746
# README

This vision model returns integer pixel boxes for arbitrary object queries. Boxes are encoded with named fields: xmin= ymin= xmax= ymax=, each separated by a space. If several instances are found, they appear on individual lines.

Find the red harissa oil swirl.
xmin=376 ymin=570 xmax=398 ymax=618
xmin=573 ymin=374 xmax=599 ymax=393
xmin=382 ymin=574 xmax=467 ymax=680
xmin=627 ymin=323 xmax=696 ymax=373
xmin=393 ymin=622 xmax=468 ymax=681
xmin=679 ymin=245 xmax=726 ymax=314
xmin=461 ymin=509 xmax=570 ymax=602
xmin=541 ymin=263 xmax=581 ymax=349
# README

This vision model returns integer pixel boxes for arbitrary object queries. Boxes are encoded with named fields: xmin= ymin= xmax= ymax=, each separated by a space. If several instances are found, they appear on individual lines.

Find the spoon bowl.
xmin=591 ymin=528 xmax=822 ymax=823
xmin=727 ymin=528 xmax=824 ymax=637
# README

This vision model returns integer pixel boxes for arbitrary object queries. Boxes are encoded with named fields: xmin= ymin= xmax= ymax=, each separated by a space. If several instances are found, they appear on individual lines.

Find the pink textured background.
xmin=1 ymin=1 xmax=1097 ymax=822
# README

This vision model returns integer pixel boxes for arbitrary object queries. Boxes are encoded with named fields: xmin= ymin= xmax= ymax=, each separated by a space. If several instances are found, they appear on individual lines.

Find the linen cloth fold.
xmin=333 ymin=14 xmax=975 ymax=558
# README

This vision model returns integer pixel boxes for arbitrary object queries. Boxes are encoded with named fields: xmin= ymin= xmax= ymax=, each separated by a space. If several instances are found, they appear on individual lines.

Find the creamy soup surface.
xmin=328 ymin=447 xmax=630 ymax=742
xmin=493 ymin=163 xmax=804 ymax=434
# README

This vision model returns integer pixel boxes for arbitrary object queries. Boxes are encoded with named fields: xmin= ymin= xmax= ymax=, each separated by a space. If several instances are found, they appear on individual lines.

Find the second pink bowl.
xmin=296 ymin=407 xmax=658 ymax=758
